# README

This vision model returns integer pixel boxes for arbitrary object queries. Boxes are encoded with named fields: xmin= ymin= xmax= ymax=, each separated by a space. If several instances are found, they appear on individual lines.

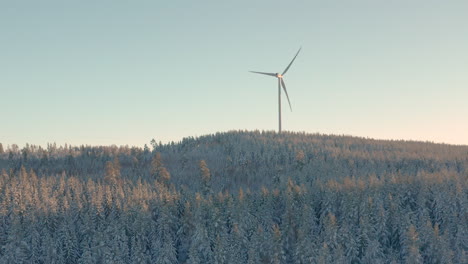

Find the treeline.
xmin=1 ymin=131 xmax=467 ymax=193
xmin=0 ymin=131 xmax=467 ymax=263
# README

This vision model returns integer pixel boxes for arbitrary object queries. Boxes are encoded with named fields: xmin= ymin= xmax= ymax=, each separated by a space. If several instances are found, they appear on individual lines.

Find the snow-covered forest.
xmin=0 ymin=131 xmax=467 ymax=263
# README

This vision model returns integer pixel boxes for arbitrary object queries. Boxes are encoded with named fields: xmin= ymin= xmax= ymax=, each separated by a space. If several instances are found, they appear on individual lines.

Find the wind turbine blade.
xmin=280 ymin=79 xmax=292 ymax=111
xmin=282 ymin=47 xmax=301 ymax=76
xmin=249 ymin=71 xmax=277 ymax=77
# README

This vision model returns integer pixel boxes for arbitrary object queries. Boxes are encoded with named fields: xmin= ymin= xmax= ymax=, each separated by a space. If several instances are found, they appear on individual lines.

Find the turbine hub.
xmin=276 ymin=73 xmax=283 ymax=78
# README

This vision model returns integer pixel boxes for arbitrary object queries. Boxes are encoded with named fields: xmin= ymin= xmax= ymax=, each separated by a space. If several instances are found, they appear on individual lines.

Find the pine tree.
xmin=295 ymin=149 xmax=305 ymax=171
xmin=104 ymin=158 xmax=121 ymax=186
xmin=453 ymin=220 xmax=468 ymax=264
xmin=226 ymin=224 xmax=247 ymax=263
xmin=317 ymin=242 xmax=333 ymax=264
xmin=155 ymin=204 xmax=178 ymax=264
xmin=294 ymin=205 xmax=318 ymax=264
xmin=21 ymin=147 xmax=28 ymax=163
xmin=188 ymin=196 xmax=214 ymax=264
xmin=113 ymin=156 xmax=121 ymax=177
xmin=177 ymin=201 xmax=195 ymax=263
xmin=322 ymin=212 xmax=338 ymax=250
xmin=28 ymin=226 xmax=44 ymax=264
xmin=255 ymin=224 xmax=272 ymax=264
xmin=199 ymin=160 xmax=212 ymax=197
xmin=270 ymin=224 xmax=285 ymax=264
xmin=246 ymin=227 xmax=261 ymax=264
xmin=59 ymin=222 xmax=79 ymax=264
xmin=402 ymin=224 xmax=423 ymax=264
xmin=342 ymin=223 xmax=360 ymax=263
xmin=362 ymin=239 xmax=385 ymax=264
xmin=78 ymin=243 xmax=94 ymax=264
xmin=188 ymin=220 xmax=213 ymax=264
xmin=151 ymin=152 xmax=171 ymax=187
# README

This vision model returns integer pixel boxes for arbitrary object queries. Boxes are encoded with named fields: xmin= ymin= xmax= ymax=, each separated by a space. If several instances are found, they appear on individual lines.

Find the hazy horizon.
xmin=2 ymin=130 xmax=468 ymax=149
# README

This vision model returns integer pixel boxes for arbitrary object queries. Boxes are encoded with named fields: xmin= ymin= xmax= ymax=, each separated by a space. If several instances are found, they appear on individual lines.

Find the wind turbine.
xmin=250 ymin=47 xmax=301 ymax=133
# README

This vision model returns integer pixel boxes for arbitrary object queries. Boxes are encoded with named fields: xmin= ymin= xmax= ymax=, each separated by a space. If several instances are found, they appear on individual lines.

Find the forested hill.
xmin=1 ymin=130 xmax=467 ymax=193
xmin=0 ymin=131 xmax=467 ymax=263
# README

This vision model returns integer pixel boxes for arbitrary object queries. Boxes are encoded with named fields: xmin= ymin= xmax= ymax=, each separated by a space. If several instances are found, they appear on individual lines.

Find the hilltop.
xmin=1 ymin=130 xmax=467 ymax=193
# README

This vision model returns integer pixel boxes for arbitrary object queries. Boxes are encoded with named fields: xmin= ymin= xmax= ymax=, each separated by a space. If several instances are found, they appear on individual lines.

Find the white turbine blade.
xmin=249 ymin=71 xmax=277 ymax=77
xmin=280 ymin=79 xmax=292 ymax=111
xmin=282 ymin=47 xmax=301 ymax=76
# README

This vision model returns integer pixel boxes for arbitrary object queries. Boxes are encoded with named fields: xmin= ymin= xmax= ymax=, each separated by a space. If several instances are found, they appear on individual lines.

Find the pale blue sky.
xmin=1 ymin=0 xmax=467 ymax=147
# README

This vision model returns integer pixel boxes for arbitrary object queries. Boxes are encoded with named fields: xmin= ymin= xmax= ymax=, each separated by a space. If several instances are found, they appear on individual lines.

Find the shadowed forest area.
xmin=0 ymin=131 xmax=467 ymax=263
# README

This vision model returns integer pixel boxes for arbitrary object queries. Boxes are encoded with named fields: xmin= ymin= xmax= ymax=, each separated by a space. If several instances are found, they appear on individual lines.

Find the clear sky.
xmin=1 ymin=0 xmax=467 ymax=147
